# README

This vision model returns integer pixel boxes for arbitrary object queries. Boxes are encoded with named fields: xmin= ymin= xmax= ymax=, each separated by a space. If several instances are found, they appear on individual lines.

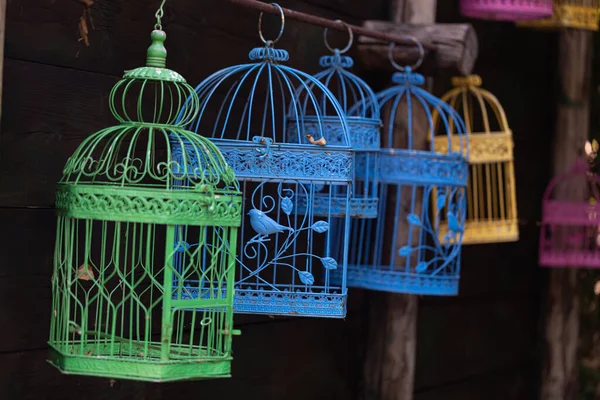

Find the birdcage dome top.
xmin=370 ymin=67 xmax=469 ymax=187
xmin=185 ymin=42 xmax=351 ymax=149
xmin=543 ymin=157 xmax=597 ymax=201
xmin=440 ymin=75 xmax=510 ymax=135
xmin=104 ymin=31 xmax=197 ymax=127
xmin=283 ymin=49 xmax=380 ymax=151
xmin=59 ymin=30 xmax=239 ymax=193
xmin=307 ymin=51 xmax=380 ymax=122
xmin=56 ymin=30 xmax=241 ymax=227
xmin=377 ymin=68 xmax=468 ymax=156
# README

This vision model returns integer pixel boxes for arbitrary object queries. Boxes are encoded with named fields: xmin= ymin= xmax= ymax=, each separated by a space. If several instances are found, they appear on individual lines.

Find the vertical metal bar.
xmin=161 ymin=225 xmax=175 ymax=361
xmin=225 ymin=226 xmax=238 ymax=355
xmin=485 ymin=163 xmax=492 ymax=221
xmin=497 ymin=162 xmax=506 ymax=221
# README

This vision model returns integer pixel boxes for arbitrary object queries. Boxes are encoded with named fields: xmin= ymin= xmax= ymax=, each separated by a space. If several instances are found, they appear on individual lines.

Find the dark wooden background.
xmin=0 ymin=0 xmax=556 ymax=398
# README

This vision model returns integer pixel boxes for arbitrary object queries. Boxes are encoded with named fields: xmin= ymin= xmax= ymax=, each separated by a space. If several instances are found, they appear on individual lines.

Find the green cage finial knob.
xmin=146 ymin=30 xmax=167 ymax=68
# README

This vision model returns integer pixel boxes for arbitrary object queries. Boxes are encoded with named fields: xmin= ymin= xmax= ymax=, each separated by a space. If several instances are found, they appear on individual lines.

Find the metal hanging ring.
xmin=388 ymin=36 xmax=425 ymax=72
xmin=323 ymin=20 xmax=353 ymax=54
xmin=259 ymin=3 xmax=285 ymax=45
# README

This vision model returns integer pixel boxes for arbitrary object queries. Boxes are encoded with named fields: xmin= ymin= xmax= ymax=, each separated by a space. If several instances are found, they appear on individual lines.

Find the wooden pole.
xmin=357 ymin=22 xmax=477 ymax=76
xmin=540 ymin=30 xmax=593 ymax=400
xmin=361 ymin=2 xmax=436 ymax=400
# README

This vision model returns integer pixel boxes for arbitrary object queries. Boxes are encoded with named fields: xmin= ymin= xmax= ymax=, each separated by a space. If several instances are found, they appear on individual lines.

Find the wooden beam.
xmin=361 ymin=2 xmax=437 ymax=399
xmin=357 ymin=22 xmax=478 ymax=76
xmin=540 ymin=30 xmax=593 ymax=400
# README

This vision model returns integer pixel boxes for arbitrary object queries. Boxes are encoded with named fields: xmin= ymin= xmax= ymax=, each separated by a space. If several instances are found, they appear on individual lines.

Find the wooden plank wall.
xmin=0 ymin=0 xmax=554 ymax=399
xmin=1 ymin=1 xmax=385 ymax=399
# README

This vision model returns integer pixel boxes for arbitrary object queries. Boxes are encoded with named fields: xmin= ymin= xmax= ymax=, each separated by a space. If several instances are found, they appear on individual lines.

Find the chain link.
xmin=155 ymin=0 xmax=167 ymax=30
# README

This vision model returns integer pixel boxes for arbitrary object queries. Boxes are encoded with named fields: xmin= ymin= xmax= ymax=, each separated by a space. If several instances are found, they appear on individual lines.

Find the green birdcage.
xmin=47 ymin=26 xmax=243 ymax=382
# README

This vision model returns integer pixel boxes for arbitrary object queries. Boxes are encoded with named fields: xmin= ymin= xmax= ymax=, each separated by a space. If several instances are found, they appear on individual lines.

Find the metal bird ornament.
xmin=447 ymin=211 xmax=464 ymax=234
xmin=248 ymin=209 xmax=294 ymax=242
xmin=306 ymin=134 xmax=327 ymax=146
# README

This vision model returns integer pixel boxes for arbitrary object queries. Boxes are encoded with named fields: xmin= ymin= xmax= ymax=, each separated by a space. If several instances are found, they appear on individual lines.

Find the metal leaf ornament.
xmin=437 ymin=194 xmax=446 ymax=210
xmin=407 ymin=213 xmax=421 ymax=226
xmin=321 ymin=257 xmax=338 ymax=270
xmin=399 ymin=246 xmax=413 ymax=257
xmin=416 ymin=262 xmax=428 ymax=273
xmin=311 ymin=221 xmax=330 ymax=233
xmin=281 ymin=197 xmax=293 ymax=215
xmin=298 ymin=271 xmax=315 ymax=285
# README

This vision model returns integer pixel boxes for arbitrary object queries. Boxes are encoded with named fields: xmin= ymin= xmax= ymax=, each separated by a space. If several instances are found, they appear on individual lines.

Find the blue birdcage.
xmin=289 ymin=22 xmax=380 ymax=219
xmin=175 ymin=4 xmax=353 ymax=317
xmin=333 ymin=40 xmax=469 ymax=295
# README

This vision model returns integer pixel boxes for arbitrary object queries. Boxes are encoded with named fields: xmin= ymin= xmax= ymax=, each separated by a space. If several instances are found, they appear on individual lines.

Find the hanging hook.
xmin=155 ymin=0 xmax=167 ymax=30
xmin=323 ymin=20 xmax=353 ymax=54
xmin=388 ymin=36 xmax=425 ymax=72
xmin=252 ymin=136 xmax=274 ymax=159
xmin=258 ymin=2 xmax=285 ymax=45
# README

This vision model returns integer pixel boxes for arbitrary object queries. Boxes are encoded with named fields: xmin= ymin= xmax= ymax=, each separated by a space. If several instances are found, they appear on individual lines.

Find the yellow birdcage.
xmin=517 ymin=0 xmax=600 ymax=30
xmin=432 ymin=75 xmax=518 ymax=245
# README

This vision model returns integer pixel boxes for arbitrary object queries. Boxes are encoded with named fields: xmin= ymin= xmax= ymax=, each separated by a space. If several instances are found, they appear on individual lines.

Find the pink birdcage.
xmin=539 ymin=158 xmax=600 ymax=268
xmin=460 ymin=0 xmax=553 ymax=21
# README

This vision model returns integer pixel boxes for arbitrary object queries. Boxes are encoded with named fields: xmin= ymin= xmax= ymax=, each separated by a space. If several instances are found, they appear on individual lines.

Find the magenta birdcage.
xmin=460 ymin=0 xmax=553 ymax=21
xmin=539 ymin=158 xmax=600 ymax=268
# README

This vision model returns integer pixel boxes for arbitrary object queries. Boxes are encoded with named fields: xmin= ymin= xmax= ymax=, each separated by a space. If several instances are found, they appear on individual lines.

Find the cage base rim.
xmin=332 ymin=266 xmax=459 ymax=296
xmin=47 ymin=346 xmax=232 ymax=382
xmin=440 ymin=219 xmax=519 ymax=245
xmin=539 ymin=252 xmax=600 ymax=269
